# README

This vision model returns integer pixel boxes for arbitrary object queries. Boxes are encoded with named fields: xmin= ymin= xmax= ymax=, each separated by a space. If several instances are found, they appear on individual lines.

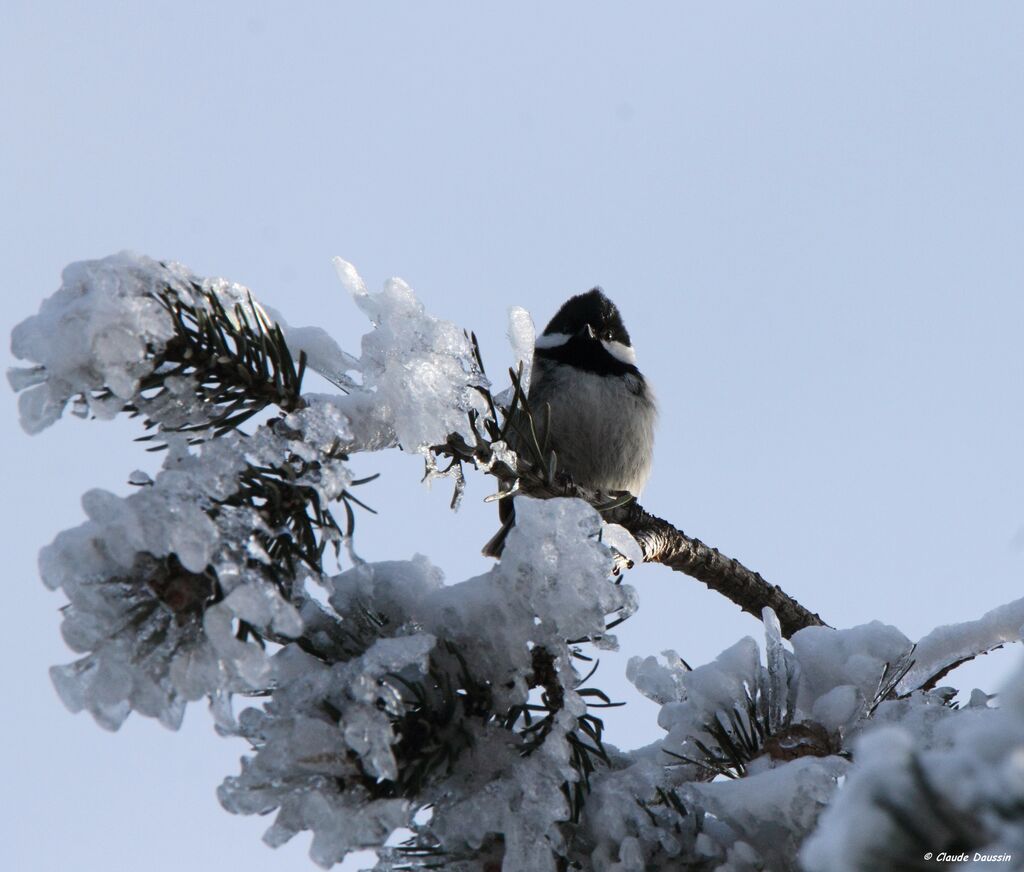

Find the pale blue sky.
xmin=4 ymin=4 xmax=1024 ymax=870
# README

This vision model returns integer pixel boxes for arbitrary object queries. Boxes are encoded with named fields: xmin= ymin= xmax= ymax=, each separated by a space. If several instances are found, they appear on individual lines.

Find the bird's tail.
xmin=481 ymin=497 xmax=516 ymax=558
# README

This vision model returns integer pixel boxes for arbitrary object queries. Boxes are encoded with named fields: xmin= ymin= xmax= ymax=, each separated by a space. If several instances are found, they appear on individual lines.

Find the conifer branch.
xmin=132 ymin=276 xmax=308 ymax=439
xmin=72 ymin=272 xmax=310 ymax=443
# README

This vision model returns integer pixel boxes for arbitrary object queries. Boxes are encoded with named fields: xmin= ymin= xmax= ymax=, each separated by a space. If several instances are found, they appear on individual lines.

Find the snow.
xmin=218 ymin=496 xmax=634 ymax=868
xmin=601 ymin=522 xmax=644 ymax=569
xmin=34 ymin=388 xmax=355 ymax=729
xmin=9 ymin=253 xmax=182 ymax=432
xmin=898 ymin=595 xmax=1024 ymax=694
xmin=264 ymin=303 xmax=360 ymax=392
xmin=333 ymin=257 xmax=490 ymax=454
xmin=5 ymin=252 xmax=273 ymax=434
xmin=506 ymin=305 xmax=535 ymax=390
xmin=687 ymin=756 xmax=847 ymax=869
xmin=626 ymin=651 xmax=689 ymax=706
xmin=803 ymin=658 xmax=1024 ymax=871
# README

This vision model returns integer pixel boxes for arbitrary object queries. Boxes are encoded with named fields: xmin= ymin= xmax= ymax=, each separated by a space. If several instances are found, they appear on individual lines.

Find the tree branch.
xmin=536 ymin=482 xmax=828 ymax=639
xmin=601 ymin=498 xmax=828 ymax=639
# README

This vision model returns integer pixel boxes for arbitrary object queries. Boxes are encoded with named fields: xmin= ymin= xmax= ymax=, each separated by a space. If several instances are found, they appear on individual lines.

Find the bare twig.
xmin=602 ymin=498 xmax=827 ymax=639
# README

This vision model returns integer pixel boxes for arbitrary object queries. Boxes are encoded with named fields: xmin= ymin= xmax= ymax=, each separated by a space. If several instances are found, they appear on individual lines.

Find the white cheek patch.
xmin=601 ymin=339 xmax=636 ymax=364
xmin=534 ymin=332 xmax=572 ymax=350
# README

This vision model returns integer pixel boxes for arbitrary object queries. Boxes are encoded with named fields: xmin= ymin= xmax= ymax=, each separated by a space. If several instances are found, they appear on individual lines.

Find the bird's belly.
xmin=528 ymin=364 xmax=655 ymax=495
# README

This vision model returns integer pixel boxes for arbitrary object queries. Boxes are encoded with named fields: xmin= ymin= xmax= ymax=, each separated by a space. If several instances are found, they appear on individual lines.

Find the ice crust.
xmin=506 ymin=305 xmax=535 ymax=390
xmin=264 ymin=304 xmax=361 ymax=392
xmin=333 ymin=257 xmax=490 ymax=454
xmin=898 ymin=595 xmax=1024 ymax=694
xmin=219 ymin=498 xmax=632 ymax=869
xmin=802 ymin=659 xmax=1024 ymax=871
xmin=605 ymin=615 xmax=1022 ymax=870
xmin=40 ymin=397 xmax=351 ymax=730
xmin=8 ymin=253 xmax=273 ymax=434
xmin=10 ymin=253 xmax=178 ymax=432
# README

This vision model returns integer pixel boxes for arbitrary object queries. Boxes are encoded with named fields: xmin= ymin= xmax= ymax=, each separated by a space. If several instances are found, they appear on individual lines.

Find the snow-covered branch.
xmin=10 ymin=252 xmax=1024 ymax=871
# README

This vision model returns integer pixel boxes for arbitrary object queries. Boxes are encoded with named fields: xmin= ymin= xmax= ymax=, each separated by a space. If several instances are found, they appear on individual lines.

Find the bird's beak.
xmin=576 ymin=324 xmax=596 ymax=340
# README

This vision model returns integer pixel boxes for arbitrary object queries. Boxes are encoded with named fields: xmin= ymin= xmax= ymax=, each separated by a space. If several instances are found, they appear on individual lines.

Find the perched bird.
xmin=484 ymin=287 xmax=656 ymax=556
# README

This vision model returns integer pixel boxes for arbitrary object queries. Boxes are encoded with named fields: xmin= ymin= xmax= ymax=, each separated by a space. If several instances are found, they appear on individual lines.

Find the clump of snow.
xmin=688 ymin=755 xmax=847 ymax=869
xmin=787 ymin=620 xmax=914 ymax=734
xmin=218 ymin=638 xmax=432 ymax=868
xmin=40 ymin=398 xmax=352 ymax=730
xmin=507 ymin=305 xmax=535 ymax=390
xmin=898 ymin=596 xmax=1024 ymax=694
xmin=604 ymin=617 xmax=961 ymax=868
xmin=8 ymin=252 xmax=277 ymax=435
xmin=9 ymin=253 xmax=186 ymax=432
xmin=627 ymin=650 xmax=690 ymax=706
xmin=602 ymin=523 xmax=644 ymax=569
xmin=264 ymin=303 xmax=360 ymax=392
xmin=219 ymin=497 xmax=632 ymax=869
xmin=333 ymin=258 xmax=490 ymax=453
xmin=802 ymin=657 xmax=1024 ymax=871
xmin=9 ymin=253 xmax=307 ymax=439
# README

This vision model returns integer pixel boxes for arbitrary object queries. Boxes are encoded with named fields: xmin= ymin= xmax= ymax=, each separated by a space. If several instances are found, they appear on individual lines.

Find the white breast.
xmin=525 ymin=358 xmax=656 ymax=495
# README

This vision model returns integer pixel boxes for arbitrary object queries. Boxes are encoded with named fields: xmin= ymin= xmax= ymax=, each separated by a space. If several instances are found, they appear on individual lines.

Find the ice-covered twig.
xmin=896 ymin=595 xmax=1024 ymax=694
xmin=9 ymin=252 xmax=315 ymax=443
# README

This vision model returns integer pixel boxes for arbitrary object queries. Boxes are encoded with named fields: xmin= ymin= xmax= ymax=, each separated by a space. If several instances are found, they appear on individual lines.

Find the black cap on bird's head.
xmin=542 ymin=287 xmax=632 ymax=348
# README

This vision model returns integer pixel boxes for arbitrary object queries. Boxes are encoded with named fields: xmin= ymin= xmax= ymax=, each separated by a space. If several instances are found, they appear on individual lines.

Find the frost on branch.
xmin=333 ymin=256 xmax=490 ymax=455
xmin=10 ymin=252 xmax=307 ymax=438
xmin=897 ymin=595 xmax=1024 ymax=694
xmin=39 ymin=402 xmax=351 ymax=730
xmin=218 ymin=498 xmax=633 ymax=870
xmin=572 ymin=616 xmax=847 ymax=870
xmin=802 ymin=659 xmax=1024 ymax=871
xmin=11 ymin=252 xmax=1024 ymax=870
xmin=10 ymin=253 xmax=186 ymax=432
xmin=572 ymin=615 xmax=1023 ymax=871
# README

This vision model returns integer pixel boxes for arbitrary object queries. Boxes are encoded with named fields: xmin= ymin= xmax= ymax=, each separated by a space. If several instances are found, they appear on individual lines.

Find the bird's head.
xmin=535 ymin=287 xmax=636 ymax=366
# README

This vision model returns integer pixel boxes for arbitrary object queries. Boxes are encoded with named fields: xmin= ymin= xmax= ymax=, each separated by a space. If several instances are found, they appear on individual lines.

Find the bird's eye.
xmin=604 ymin=330 xmax=614 ymax=341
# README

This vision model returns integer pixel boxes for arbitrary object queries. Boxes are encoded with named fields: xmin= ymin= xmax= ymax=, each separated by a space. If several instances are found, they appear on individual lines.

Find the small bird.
xmin=484 ymin=287 xmax=656 ymax=556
